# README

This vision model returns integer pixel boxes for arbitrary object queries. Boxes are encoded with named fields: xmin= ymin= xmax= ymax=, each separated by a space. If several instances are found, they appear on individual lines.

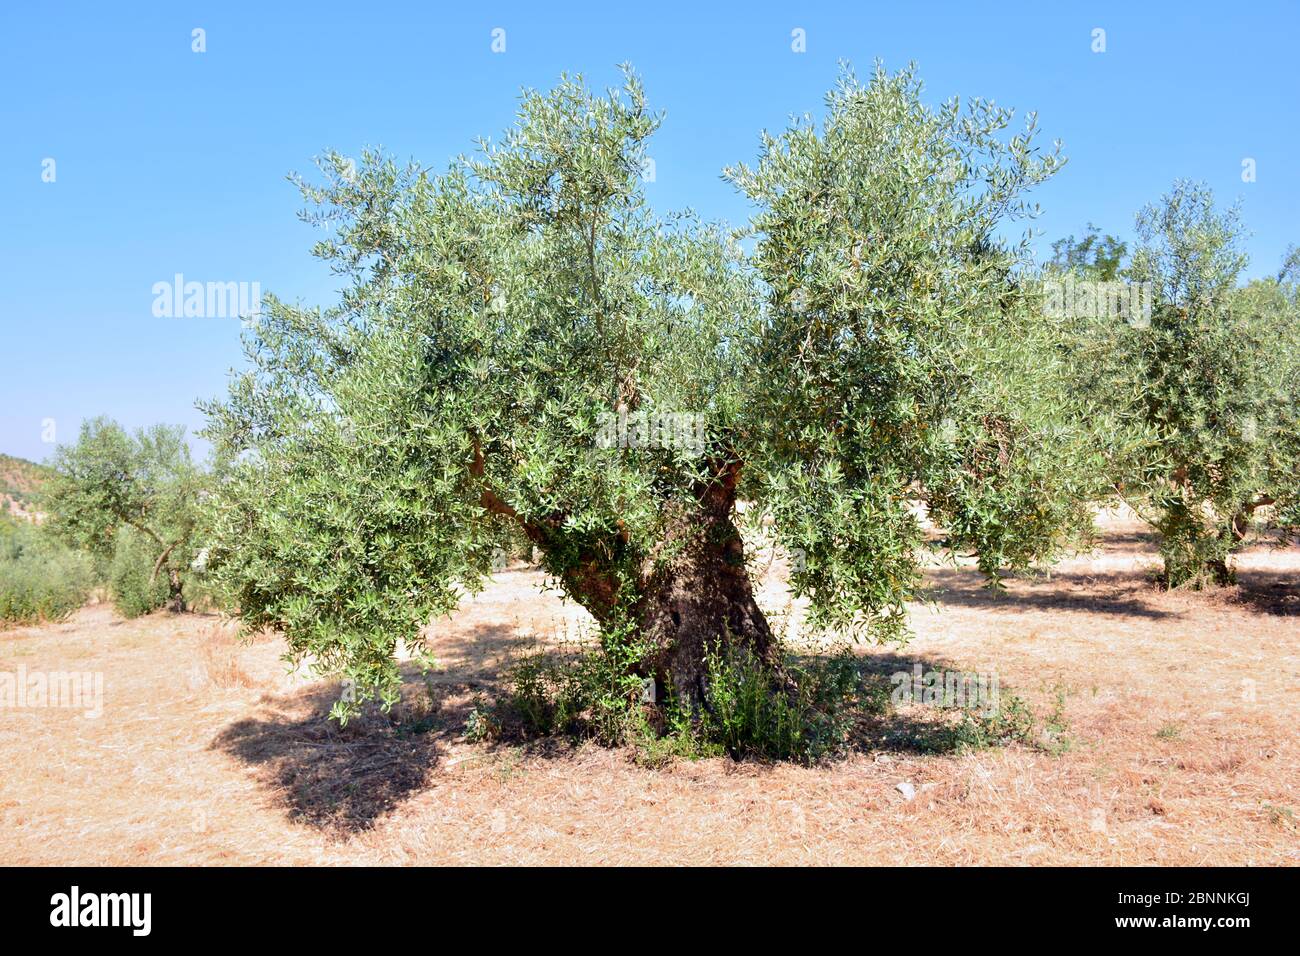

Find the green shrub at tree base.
xmin=107 ymin=527 xmax=171 ymax=618
xmin=486 ymin=635 xmax=890 ymax=764
xmin=479 ymin=636 xmax=1049 ymax=765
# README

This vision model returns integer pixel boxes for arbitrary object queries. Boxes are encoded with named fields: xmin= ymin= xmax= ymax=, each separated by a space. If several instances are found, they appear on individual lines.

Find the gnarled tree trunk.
xmin=634 ymin=461 xmax=784 ymax=712
xmin=480 ymin=447 xmax=785 ymax=715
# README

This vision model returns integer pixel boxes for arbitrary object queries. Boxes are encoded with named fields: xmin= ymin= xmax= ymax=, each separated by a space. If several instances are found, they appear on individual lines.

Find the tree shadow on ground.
xmin=211 ymin=625 xmax=525 ymax=836
xmin=1091 ymin=529 xmax=1164 ymax=548
xmin=1226 ymin=569 xmax=1300 ymax=616
xmin=787 ymin=648 xmax=1051 ymax=757
xmin=213 ymin=628 xmax=1055 ymax=826
xmin=212 ymin=683 xmax=442 ymax=835
xmin=922 ymin=567 xmax=1177 ymax=619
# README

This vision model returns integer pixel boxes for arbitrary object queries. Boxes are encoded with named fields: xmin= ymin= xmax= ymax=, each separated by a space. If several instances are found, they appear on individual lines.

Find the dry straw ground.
xmin=2 ymin=507 xmax=1297 ymax=865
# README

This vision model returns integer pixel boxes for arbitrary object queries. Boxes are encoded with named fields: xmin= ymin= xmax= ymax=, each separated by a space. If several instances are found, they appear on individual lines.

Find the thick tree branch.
xmin=469 ymin=436 xmax=626 ymax=622
xmin=148 ymin=540 xmax=180 ymax=586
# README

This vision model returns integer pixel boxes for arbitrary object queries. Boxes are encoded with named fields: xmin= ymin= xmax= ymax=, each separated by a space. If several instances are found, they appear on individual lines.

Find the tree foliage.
xmin=727 ymin=65 xmax=1104 ymax=605
xmin=0 ymin=512 xmax=94 ymax=625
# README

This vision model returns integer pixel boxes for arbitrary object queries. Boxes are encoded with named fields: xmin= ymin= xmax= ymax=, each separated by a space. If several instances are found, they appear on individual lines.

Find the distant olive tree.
xmin=44 ymin=418 xmax=202 ymax=612
xmin=1070 ymin=182 xmax=1300 ymax=586
xmin=1050 ymin=224 xmax=1127 ymax=281
xmin=202 ymin=64 xmax=1105 ymax=721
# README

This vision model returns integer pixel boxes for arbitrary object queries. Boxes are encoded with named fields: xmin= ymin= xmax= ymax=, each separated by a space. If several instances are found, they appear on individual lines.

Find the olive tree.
xmin=1049 ymin=224 xmax=1127 ymax=281
xmin=1071 ymin=181 xmax=1300 ymax=586
xmin=202 ymin=65 xmax=1102 ymax=720
xmin=45 ymin=418 xmax=202 ymax=612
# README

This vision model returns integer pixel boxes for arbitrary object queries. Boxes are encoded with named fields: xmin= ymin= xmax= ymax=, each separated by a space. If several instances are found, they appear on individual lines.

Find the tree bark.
xmin=167 ymin=568 xmax=187 ymax=613
xmin=634 ymin=460 xmax=784 ymax=712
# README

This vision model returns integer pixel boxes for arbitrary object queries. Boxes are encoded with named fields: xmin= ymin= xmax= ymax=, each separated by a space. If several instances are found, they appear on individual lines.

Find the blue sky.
xmin=1 ymin=1 xmax=1296 ymax=462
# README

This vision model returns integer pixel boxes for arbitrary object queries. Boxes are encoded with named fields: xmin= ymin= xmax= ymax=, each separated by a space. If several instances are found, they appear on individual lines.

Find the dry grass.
xmin=1 ymin=508 xmax=1297 ymax=865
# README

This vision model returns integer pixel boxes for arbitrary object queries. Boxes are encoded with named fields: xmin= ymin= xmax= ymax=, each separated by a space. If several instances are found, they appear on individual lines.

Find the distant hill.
xmin=0 ymin=453 xmax=52 ymax=521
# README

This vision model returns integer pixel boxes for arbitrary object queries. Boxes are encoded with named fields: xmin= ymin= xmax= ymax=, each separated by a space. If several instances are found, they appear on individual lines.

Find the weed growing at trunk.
xmin=476 ymin=634 xmax=1061 ymax=765
xmin=482 ymin=639 xmax=894 ymax=764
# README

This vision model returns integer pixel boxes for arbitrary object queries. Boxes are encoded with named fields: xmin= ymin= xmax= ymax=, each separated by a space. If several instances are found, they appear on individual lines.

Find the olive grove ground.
xmin=1 ymin=506 xmax=1296 ymax=865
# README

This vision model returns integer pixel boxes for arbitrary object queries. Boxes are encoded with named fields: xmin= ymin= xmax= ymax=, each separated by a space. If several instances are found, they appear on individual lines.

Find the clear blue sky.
xmin=2 ymin=1 xmax=1296 ymax=463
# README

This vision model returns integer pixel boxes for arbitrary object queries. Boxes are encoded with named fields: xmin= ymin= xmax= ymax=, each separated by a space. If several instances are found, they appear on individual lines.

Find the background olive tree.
xmin=44 ymin=418 xmax=203 ymax=613
xmin=202 ymin=65 xmax=1108 ymax=726
xmin=0 ymin=509 xmax=94 ymax=625
xmin=1050 ymin=182 xmax=1300 ymax=586
xmin=1049 ymin=224 xmax=1127 ymax=281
